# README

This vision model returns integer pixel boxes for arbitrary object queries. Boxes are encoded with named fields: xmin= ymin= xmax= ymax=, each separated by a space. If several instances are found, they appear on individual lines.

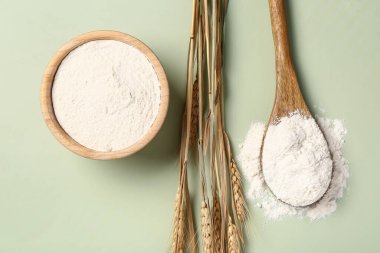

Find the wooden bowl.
xmin=40 ymin=30 xmax=169 ymax=160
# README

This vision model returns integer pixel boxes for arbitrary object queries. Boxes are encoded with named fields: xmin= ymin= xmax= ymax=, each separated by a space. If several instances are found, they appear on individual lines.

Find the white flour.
xmin=52 ymin=40 xmax=161 ymax=152
xmin=262 ymin=113 xmax=333 ymax=207
xmin=239 ymin=113 xmax=348 ymax=220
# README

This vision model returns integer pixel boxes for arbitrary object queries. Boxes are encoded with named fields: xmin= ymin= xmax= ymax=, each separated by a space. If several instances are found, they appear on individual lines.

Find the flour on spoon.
xmin=239 ymin=112 xmax=348 ymax=220
xmin=262 ymin=113 xmax=333 ymax=207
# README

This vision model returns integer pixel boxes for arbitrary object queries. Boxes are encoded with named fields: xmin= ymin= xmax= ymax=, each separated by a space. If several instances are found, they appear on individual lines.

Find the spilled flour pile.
xmin=239 ymin=112 xmax=348 ymax=220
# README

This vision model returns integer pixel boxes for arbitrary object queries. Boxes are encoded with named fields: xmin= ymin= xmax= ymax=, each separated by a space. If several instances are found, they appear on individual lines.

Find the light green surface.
xmin=1 ymin=0 xmax=379 ymax=252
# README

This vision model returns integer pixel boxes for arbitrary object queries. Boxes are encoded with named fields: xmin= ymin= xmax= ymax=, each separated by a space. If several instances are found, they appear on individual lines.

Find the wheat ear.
xmin=171 ymin=186 xmax=185 ymax=253
xmin=201 ymin=201 xmax=213 ymax=253
xmin=228 ymin=216 xmax=240 ymax=253
xmin=230 ymin=159 xmax=247 ymax=223
xmin=212 ymin=193 xmax=222 ymax=253
xmin=190 ymin=80 xmax=199 ymax=147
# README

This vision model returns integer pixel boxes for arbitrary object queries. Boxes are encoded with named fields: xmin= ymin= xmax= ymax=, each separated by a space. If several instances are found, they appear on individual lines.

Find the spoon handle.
xmin=268 ymin=0 xmax=310 ymax=119
xmin=269 ymin=0 xmax=292 ymax=67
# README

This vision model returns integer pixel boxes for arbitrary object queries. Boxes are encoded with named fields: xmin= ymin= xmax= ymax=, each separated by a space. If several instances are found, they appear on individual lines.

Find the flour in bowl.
xmin=52 ymin=40 xmax=161 ymax=152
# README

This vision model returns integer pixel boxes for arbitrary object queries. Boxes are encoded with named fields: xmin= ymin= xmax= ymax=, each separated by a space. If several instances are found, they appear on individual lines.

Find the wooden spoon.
xmin=260 ymin=0 xmax=332 ymax=207
xmin=268 ymin=0 xmax=310 ymax=120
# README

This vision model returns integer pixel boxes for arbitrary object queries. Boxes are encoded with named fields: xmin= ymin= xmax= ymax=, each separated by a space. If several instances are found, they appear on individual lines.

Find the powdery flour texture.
xmin=262 ymin=113 xmax=333 ymax=207
xmin=239 ymin=113 xmax=349 ymax=220
xmin=52 ymin=40 xmax=161 ymax=152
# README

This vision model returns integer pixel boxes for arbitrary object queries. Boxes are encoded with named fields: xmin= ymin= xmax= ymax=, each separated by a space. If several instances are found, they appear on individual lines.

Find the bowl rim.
xmin=40 ymin=30 xmax=169 ymax=160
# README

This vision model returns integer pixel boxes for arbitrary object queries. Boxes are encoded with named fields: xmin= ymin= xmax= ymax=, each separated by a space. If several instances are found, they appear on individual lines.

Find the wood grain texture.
xmin=268 ymin=0 xmax=310 ymax=123
xmin=40 ymin=30 xmax=169 ymax=160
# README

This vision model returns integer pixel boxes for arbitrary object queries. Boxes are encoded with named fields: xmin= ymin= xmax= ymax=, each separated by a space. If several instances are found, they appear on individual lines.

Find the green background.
xmin=1 ymin=0 xmax=379 ymax=252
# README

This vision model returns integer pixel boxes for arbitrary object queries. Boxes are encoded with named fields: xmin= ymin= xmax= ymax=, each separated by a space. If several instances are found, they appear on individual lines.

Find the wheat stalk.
xmin=170 ymin=1 xmax=247 ymax=252
xmin=230 ymin=159 xmax=248 ymax=224
xmin=227 ymin=216 xmax=240 ymax=253
xmin=170 ymin=0 xmax=198 ymax=251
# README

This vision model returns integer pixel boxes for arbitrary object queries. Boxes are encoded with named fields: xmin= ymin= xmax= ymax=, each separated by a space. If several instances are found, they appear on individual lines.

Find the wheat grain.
xmin=230 ymin=159 xmax=247 ymax=223
xmin=212 ymin=194 xmax=222 ymax=252
xmin=171 ymin=186 xmax=185 ymax=253
xmin=190 ymin=80 xmax=199 ymax=147
xmin=201 ymin=201 xmax=213 ymax=253
xmin=227 ymin=216 xmax=240 ymax=253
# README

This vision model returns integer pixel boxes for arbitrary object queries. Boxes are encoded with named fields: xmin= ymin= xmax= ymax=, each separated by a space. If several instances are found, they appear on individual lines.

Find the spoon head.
xmin=261 ymin=113 xmax=333 ymax=208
